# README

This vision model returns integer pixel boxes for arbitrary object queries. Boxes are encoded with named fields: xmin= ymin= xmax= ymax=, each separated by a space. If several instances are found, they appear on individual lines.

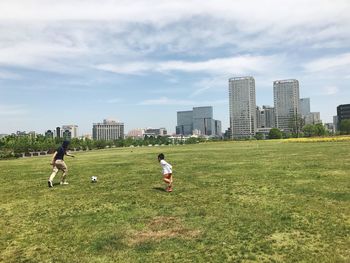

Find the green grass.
xmin=0 ymin=141 xmax=349 ymax=262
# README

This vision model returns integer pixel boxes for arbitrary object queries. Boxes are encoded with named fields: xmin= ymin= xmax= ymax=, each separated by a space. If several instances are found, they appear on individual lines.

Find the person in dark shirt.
xmin=48 ymin=141 xmax=75 ymax=188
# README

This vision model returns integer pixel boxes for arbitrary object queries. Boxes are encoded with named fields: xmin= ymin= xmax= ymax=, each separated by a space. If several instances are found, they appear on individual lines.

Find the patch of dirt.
xmin=129 ymin=216 xmax=200 ymax=245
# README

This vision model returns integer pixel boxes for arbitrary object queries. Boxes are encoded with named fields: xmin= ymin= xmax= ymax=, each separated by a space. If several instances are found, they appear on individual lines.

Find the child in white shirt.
xmin=158 ymin=153 xmax=173 ymax=192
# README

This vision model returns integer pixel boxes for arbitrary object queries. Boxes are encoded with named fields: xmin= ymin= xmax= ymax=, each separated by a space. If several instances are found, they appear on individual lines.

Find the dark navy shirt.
xmin=55 ymin=146 xmax=66 ymax=160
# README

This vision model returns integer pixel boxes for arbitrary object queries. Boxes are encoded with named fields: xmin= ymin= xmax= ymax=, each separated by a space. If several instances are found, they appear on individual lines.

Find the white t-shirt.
xmin=160 ymin=159 xmax=172 ymax=174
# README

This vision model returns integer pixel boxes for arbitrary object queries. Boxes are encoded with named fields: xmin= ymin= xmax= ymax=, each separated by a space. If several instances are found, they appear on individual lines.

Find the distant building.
xmin=62 ymin=125 xmax=78 ymax=138
xmin=299 ymin=98 xmax=311 ymax=117
xmin=256 ymin=106 xmax=275 ymax=129
xmin=144 ymin=128 xmax=167 ymax=137
xmin=127 ymin=128 xmax=145 ymax=139
xmin=305 ymin=112 xmax=321 ymax=125
xmin=45 ymin=130 xmax=54 ymax=139
xmin=62 ymin=130 xmax=72 ymax=140
xmin=337 ymin=104 xmax=350 ymax=129
xmin=263 ymin=106 xmax=275 ymax=128
xmin=56 ymin=127 xmax=61 ymax=138
xmin=273 ymin=79 xmax=300 ymax=132
xmin=333 ymin=116 xmax=338 ymax=132
xmin=176 ymin=110 xmax=193 ymax=136
xmin=92 ymin=119 xmax=124 ymax=140
xmin=214 ymin=120 xmax=222 ymax=137
xmin=229 ymin=76 xmax=256 ymax=138
xmin=324 ymin=123 xmax=335 ymax=134
xmin=176 ymin=106 xmax=221 ymax=136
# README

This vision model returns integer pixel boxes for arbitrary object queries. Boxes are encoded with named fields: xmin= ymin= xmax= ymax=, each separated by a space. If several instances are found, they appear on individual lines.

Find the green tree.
xmin=289 ymin=114 xmax=304 ymax=137
xmin=315 ymin=123 xmax=327 ymax=136
xmin=268 ymin=128 xmax=282 ymax=139
xmin=340 ymin=119 xmax=350 ymax=134
xmin=255 ymin=133 xmax=264 ymax=140
xmin=303 ymin=124 xmax=317 ymax=137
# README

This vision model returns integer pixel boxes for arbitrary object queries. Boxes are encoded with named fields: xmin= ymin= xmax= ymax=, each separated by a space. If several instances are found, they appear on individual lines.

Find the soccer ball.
xmin=91 ymin=176 xmax=98 ymax=183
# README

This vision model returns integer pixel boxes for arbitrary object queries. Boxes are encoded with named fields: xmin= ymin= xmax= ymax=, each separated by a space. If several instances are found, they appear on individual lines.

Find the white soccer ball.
xmin=91 ymin=176 xmax=98 ymax=183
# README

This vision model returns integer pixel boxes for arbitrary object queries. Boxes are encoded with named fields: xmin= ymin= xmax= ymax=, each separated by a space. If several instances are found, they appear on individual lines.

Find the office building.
xmin=337 ymin=104 xmax=350 ymax=129
xmin=229 ymin=76 xmax=256 ymax=138
xmin=62 ymin=125 xmax=78 ymax=138
xmin=273 ymin=79 xmax=300 ymax=132
xmin=176 ymin=106 xmax=221 ymax=136
xmin=176 ymin=111 xmax=193 ymax=135
xmin=92 ymin=119 xmax=124 ymax=140
xmin=299 ymin=98 xmax=311 ymax=117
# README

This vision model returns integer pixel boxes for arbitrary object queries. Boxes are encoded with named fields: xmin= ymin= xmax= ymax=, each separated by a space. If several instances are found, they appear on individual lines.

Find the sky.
xmin=0 ymin=0 xmax=349 ymax=135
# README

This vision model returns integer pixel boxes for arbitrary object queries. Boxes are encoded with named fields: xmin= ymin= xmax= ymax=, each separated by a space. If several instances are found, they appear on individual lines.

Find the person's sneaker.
xmin=48 ymin=181 xmax=53 ymax=188
xmin=60 ymin=181 xmax=69 ymax=185
xmin=166 ymin=187 xmax=173 ymax=192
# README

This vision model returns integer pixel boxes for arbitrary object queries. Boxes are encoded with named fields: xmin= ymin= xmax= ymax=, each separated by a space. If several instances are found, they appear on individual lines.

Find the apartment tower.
xmin=229 ymin=77 xmax=256 ymax=138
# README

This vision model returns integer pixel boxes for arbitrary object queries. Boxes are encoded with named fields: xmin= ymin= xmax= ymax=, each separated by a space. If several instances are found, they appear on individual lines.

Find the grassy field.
xmin=0 ymin=141 xmax=349 ymax=263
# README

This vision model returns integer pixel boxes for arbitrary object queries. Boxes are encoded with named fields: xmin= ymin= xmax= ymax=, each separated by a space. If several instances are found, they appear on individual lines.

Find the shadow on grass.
xmin=153 ymin=187 xmax=166 ymax=192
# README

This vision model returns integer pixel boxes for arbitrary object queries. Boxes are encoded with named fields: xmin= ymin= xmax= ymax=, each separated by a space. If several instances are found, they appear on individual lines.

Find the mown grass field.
xmin=0 ymin=141 xmax=349 ymax=263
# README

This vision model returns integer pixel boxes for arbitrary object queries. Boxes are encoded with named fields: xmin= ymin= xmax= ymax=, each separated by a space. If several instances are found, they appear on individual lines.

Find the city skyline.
xmin=1 ymin=0 xmax=350 ymax=135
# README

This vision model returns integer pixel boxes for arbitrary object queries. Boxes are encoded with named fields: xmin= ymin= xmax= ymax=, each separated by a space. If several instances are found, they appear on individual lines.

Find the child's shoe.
xmin=166 ymin=187 xmax=173 ymax=192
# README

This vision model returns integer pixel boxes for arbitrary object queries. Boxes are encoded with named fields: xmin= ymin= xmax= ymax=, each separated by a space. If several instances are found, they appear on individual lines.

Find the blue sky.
xmin=0 ymin=0 xmax=349 ymax=135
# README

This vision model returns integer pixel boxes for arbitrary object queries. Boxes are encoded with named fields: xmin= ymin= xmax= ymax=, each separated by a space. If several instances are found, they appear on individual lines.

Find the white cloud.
xmin=304 ymin=53 xmax=350 ymax=72
xmin=95 ymin=55 xmax=280 ymax=75
xmin=139 ymin=96 xmax=226 ymax=106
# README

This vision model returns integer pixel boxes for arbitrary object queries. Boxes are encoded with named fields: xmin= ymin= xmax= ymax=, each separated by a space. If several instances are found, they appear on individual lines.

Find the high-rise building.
xmin=62 ymin=125 xmax=78 ymax=138
xmin=229 ymin=76 xmax=256 ymax=138
xmin=299 ymin=98 xmax=311 ymax=117
xmin=337 ymin=104 xmax=350 ymax=129
xmin=92 ymin=119 xmax=124 ymax=140
xmin=273 ymin=79 xmax=300 ymax=132
xmin=176 ymin=111 xmax=193 ymax=135
xmin=193 ymin=106 xmax=215 ymax=136
xmin=176 ymin=106 xmax=221 ymax=136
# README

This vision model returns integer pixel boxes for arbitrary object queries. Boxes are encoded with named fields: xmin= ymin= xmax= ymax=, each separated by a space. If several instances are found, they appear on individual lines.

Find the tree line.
xmin=0 ymin=135 xmax=204 ymax=159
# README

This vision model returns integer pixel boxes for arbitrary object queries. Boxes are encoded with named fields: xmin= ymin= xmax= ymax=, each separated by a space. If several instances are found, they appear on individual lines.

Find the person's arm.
xmin=51 ymin=151 xmax=57 ymax=165
xmin=65 ymin=151 xmax=75 ymax=158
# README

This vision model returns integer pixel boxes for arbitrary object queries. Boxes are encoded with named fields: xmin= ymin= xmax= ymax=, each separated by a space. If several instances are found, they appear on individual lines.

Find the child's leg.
xmin=49 ymin=166 xmax=59 ymax=182
xmin=163 ymin=174 xmax=171 ymax=185
xmin=58 ymin=161 xmax=68 ymax=182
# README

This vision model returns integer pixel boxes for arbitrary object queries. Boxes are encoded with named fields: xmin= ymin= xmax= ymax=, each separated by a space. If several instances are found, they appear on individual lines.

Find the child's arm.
xmin=65 ymin=151 xmax=75 ymax=158
xmin=50 ymin=151 xmax=57 ymax=165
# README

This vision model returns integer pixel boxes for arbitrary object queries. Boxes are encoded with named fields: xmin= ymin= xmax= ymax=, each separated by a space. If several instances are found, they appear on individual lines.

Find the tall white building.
xmin=92 ymin=119 xmax=124 ymax=140
xmin=273 ymin=79 xmax=300 ymax=132
xmin=229 ymin=77 xmax=256 ymax=138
